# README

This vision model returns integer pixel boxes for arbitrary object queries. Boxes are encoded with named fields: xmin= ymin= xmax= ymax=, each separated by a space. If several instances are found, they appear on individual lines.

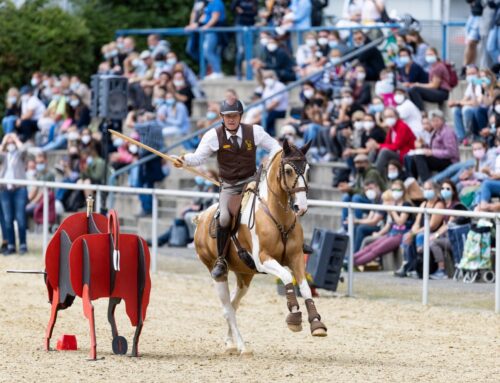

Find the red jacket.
xmin=379 ymin=119 xmax=416 ymax=163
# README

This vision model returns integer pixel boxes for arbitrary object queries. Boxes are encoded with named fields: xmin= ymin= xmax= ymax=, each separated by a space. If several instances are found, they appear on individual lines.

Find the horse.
xmin=194 ymin=140 xmax=327 ymax=356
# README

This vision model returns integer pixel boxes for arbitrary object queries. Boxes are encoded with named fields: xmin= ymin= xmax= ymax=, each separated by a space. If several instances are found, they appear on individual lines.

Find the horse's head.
xmin=279 ymin=140 xmax=311 ymax=216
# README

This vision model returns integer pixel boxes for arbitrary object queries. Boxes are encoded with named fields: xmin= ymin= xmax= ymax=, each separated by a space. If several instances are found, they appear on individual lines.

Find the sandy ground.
xmin=0 ymin=252 xmax=499 ymax=383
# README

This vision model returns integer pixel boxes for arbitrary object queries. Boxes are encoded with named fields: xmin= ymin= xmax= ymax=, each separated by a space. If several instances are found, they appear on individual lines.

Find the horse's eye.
xmin=285 ymin=168 xmax=293 ymax=176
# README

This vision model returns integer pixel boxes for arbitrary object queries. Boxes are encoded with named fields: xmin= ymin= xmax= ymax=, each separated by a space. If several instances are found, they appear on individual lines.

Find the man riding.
xmin=173 ymin=99 xmax=281 ymax=280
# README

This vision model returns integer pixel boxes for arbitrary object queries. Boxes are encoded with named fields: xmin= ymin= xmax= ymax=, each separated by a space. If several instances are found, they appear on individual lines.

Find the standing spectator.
xmin=408 ymin=47 xmax=451 ymax=111
xmin=350 ymin=30 xmax=386 ymax=81
xmin=231 ymin=0 xmax=258 ymax=78
xmin=463 ymin=0 xmax=484 ymax=71
xmin=185 ymin=0 xmax=207 ymax=61
xmin=0 ymin=133 xmax=28 ymax=254
xmin=361 ymin=0 xmax=385 ymax=23
xmin=199 ymin=0 xmax=226 ymax=79
xmin=261 ymin=70 xmax=288 ymax=137
xmin=289 ymin=0 xmax=312 ymax=29
xmin=16 ymin=86 xmax=46 ymax=142
xmin=2 ymin=88 xmax=20 ymax=135
xmin=311 ymin=0 xmax=328 ymax=26
xmin=26 ymin=152 xmax=55 ymax=217
xmin=408 ymin=110 xmax=459 ymax=182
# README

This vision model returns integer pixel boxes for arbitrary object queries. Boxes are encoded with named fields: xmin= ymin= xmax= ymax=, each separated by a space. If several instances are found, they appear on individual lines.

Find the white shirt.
xmin=296 ymin=44 xmax=314 ymax=67
xmin=464 ymin=82 xmax=482 ymax=100
xmin=397 ymin=99 xmax=423 ymax=139
xmin=262 ymin=81 xmax=288 ymax=112
xmin=21 ymin=95 xmax=46 ymax=120
xmin=183 ymin=124 xmax=282 ymax=167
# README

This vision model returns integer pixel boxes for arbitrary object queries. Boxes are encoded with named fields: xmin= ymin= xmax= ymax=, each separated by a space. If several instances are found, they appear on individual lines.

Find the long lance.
xmin=6 ymin=270 xmax=46 ymax=275
xmin=108 ymin=129 xmax=221 ymax=187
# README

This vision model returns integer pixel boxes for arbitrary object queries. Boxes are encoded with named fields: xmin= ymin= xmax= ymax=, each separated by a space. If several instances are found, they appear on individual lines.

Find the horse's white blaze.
xmin=298 ymin=279 xmax=312 ymax=300
xmin=294 ymin=164 xmax=309 ymax=216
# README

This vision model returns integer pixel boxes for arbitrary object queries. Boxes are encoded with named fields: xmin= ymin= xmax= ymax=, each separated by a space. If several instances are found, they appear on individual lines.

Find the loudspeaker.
xmin=306 ymin=228 xmax=348 ymax=292
xmin=91 ymin=74 xmax=128 ymax=120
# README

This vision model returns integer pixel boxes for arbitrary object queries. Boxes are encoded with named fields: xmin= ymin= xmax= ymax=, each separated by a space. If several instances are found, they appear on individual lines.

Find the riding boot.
xmin=212 ymin=225 xmax=231 ymax=280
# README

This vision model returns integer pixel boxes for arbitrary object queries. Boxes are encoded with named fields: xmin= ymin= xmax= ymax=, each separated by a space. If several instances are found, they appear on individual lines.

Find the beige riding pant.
xmin=219 ymin=175 xmax=255 ymax=228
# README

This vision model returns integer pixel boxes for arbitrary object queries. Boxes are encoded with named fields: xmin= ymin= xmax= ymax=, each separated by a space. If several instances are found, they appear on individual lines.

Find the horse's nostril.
xmin=293 ymin=204 xmax=299 ymax=213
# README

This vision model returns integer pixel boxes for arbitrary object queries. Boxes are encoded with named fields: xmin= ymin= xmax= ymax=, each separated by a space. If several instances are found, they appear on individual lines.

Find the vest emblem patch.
xmin=244 ymin=139 xmax=253 ymax=151
xmin=223 ymin=144 xmax=232 ymax=149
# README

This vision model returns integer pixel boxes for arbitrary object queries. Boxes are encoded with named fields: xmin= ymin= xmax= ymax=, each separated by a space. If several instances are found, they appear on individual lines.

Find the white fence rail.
xmin=1 ymin=179 xmax=498 ymax=314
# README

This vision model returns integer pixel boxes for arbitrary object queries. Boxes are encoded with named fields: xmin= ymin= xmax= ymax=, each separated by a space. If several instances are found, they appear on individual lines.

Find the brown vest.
xmin=216 ymin=123 xmax=256 ymax=183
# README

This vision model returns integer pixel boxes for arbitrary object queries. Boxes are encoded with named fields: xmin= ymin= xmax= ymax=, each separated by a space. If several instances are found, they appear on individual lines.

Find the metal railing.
xmin=1 ymin=178 xmax=499 ymax=314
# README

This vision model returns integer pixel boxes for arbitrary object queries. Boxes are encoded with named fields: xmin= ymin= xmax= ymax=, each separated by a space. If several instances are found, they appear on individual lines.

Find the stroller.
xmin=458 ymin=220 xmax=496 ymax=284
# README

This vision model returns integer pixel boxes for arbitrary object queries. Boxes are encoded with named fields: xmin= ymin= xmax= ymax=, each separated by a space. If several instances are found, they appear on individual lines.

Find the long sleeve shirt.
xmin=430 ymin=124 xmax=459 ymax=163
xmin=183 ymin=124 xmax=282 ymax=167
xmin=379 ymin=119 xmax=416 ymax=162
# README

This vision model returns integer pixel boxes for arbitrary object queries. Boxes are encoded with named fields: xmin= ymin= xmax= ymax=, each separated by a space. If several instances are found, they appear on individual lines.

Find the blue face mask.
xmin=153 ymin=98 xmax=164 ymax=107
xmin=440 ymin=189 xmax=452 ymax=200
xmin=165 ymin=98 xmax=175 ymax=106
xmin=204 ymin=180 xmax=212 ymax=187
xmin=398 ymin=56 xmax=410 ymax=67
xmin=86 ymin=156 xmax=93 ymax=166
xmin=425 ymin=55 xmax=437 ymax=64
xmin=36 ymin=163 xmax=46 ymax=172
xmin=194 ymin=176 xmax=204 ymax=186
xmin=206 ymin=111 xmax=217 ymax=120
xmin=369 ymin=104 xmax=384 ymax=114
xmin=423 ymin=189 xmax=435 ymax=200
xmin=481 ymin=77 xmax=492 ymax=86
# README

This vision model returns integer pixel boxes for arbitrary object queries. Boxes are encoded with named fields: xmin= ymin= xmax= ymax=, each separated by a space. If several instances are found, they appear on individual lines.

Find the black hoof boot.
xmin=211 ymin=258 xmax=228 ymax=280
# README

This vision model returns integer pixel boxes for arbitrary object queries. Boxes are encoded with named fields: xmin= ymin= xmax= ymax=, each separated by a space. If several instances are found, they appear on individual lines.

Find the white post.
xmin=42 ymin=186 xmax=49 ymax=254
xmin=495 ymin=216 xmax=500 ymax=314
xmin=151 ymin=191 xmax=158 ymax=273
xmin=422 ymin=212 xmax=430 ymax=305
xmin=347 ymin=206 xmax=354 ymax=297
xmin=95 ymin=189 xmax=102 ymax=214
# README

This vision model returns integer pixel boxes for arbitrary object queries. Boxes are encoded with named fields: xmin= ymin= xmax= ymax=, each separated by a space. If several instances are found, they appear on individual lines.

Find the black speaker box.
xmin=91 ymin=74 xmax=128 ymax=120
xmin=306 ymin=228 xmax=348 ymax=291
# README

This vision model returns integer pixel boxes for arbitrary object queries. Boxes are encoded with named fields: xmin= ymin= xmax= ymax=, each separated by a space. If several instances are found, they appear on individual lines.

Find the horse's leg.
xmin=224 ymin=273 xmax=252 ymax=354
xmin=45 ymin=289 xmax=60 ymax=351
xmin=288 ymin=253 xmax=328 ymax=337
xmin=214 ymin=278 xmax=250 ymax=356
xmin=257 ymin=256 xmax=302 ymax=332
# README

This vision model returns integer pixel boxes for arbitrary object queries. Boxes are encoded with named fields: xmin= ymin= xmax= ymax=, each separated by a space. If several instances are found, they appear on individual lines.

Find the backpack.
xmin=459 ymin=221 xmax=492 ymax=271
xmin=444 ymin=61 xmax=458 ymax=88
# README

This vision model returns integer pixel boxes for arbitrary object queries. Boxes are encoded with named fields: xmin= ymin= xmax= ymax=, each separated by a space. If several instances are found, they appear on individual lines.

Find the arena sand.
xmin=0 ymin=254 xmax=499 ymax=383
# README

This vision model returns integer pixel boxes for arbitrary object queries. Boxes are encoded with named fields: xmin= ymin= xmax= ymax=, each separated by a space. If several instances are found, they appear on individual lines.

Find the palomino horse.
xmin=194 ymin=140 xmax=327 ymax=356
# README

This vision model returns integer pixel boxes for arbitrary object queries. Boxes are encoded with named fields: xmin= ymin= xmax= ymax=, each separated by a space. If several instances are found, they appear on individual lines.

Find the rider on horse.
xmin=173 ymin=99 xmax=281 ymax=280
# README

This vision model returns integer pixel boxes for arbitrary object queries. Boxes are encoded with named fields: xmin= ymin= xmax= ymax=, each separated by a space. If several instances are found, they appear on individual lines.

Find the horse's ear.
xmin=282 ymin=138 xmax=292 ymax=156
xmin=300 ymin=140 xmax=312 ymax=155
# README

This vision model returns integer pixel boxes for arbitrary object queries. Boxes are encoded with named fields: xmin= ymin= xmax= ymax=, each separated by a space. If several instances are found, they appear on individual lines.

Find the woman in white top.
xmin=296 ymin=32 xmax=317 ymax=69
xmin=393 ymin=87 xmax=423 ymax=139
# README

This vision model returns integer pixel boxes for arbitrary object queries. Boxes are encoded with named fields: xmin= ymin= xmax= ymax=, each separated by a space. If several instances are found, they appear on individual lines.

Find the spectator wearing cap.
xmin=407 ymin=47 xmax=451 ymax=111
xmin=16 ymin=86 xmax=46 ymax=142
xmin=407 ymin=110 xmax=459 ymax=183
xmin=261 ymin=70 xmax=288 ymax=137
xmin=393 ymin=87 xmax=423 ymax=139
xmin=339 ymin=153 xmax=386 ymax=228
xmin=370 ymin=107 xmax=416 ymax=175
xmin=350 ymin=30 xmax=385 ymax=81
xmin=396 ymin=47 xmax=428 ymax=85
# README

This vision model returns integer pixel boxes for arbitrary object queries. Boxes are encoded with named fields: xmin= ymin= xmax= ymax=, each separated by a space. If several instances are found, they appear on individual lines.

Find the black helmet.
xmin=220 ymin=99 xmax=244 ymax=115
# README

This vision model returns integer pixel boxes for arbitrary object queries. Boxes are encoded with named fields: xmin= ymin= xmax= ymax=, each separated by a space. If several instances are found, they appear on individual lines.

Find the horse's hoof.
xmin=311 ymin=320 xmax=327 ymax=337
xmin=312 ymin=327 xmax=327 ymax=337
xmin=240 ymin=348 xmax=254 ymax=358
xmin=287 ymin=324 xmax=303 ymax=332
xmin=224 ymin=346 xmax=238 ymax=355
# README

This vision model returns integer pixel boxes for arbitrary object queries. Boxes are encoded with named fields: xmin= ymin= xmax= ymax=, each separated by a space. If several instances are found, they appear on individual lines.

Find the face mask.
xmin=356 ymin=72 xmax=366 ymax=81
xmin=7 ymin=143 xmax=16 ymax=153
xmin=31 ymin=78 xmax=39 ymax=87
xmin=52 ymin=95 xmax=61 ymax=102
xmin=473 ymin=148 xmax=486 ymax=159
xmin=8 ymin=96 xmax=17 ymax=105
xmin=391 ymin=190 xmax=404 ymax=201
xmin=155 ymin=61 xmax=165 ymax=68
xmin=148 ymin=45 xmax=156 ymax=51
xmin=260 ymin=38 xmax=269 ymax=47
xmin=26 ymin=169 xmax=36 ymax=178
xmin=117 ymin=42 xmax=125 ymax=50
xmin=206 ymin=111 xmax=217 ymax=120
xmin=425 ymin=55 xmax=437 ymax=64
xmin=110 ymin=49 xmax=119 ymax=57
xmin=423 ymin=189 xmax=435 ymax=200
xmin=70 ymin=82 xmax=80 ymax=91
xmin=328 ymin=40 xmax=338 ymax=48
xmin=481 ymin=77 xmax=492 ymax=86
xmin=341 ymin=97 xmax=353 ymax=106
xmin=365 ymin=189 xmax=377 ymax=201
xmin=369 ymin=104 xmax=384 ymax=114
xmin=42 ymin=87 xmax=52 ymax=98
xmin=305 ymin=39 xmax=316 ymax=47
xmin=387 ymin=171 xmax=399 ymax=180
xmin=165 ymin=98 xmax=175 ymax=106
xmin=194 ymin=176 xmax=204 ymax=186
xmin=264 ymin=78 xmax=275 ymax=87
xmin=440 ymin=189 xmax=453 ymax=200
xmin=36 ymin=163 xmax=46 ymax=172
xmin=385 ymin=117 xmax=397 ymax=128
xmin=330 ymin=57 xmax=341 ymax=65
xmin=466 ymin=75 xmax=478 ymax=84
xmin=69 ymin=99 xmax=80 ymax=108
xmin=495 ymin=105 xmax=500 ymax=114
xmin=43 ymin=79 xmax=50 ymax=87
xmin=86 ymin=156 xmax=93 ymax=166
xmin=153 ymin=98 xmax=164 ymax=107
xmin=173 ymin=80 xmax=185 ymax=87
xmin=399 ymin=56 xmax=410 ymax=66
xmin=303 ymin=89 xmax=314 ymax=99
xmin=267 ymin=43 xmax=278 ymax=52
xmin=354 ymin=121 xmax=364 ymax=130
xmin=364 ymin=121 xmax=375 ymax=130
xmin=318 ymin=37 xmax=328 ymax=46
xmin=132 ymin=58 xmax=142 ymax=67
xmin=81 ymin=135 xmax=91 ymax=145
xmin=167 ymin=58 xmax=177 ymax=66
xmin=113 ymin=138 xmax=124 ymax=147
xmin=129 ymin=144 xmax=138 ymax=154
xmin=67 ymin=131 xmax=80 ymax=141
xmin=394 ymin=94 xmax=405 ymax=105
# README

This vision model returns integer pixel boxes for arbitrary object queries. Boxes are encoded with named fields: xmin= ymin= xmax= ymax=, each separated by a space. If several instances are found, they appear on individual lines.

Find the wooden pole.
xmin=109 ymin=129 xmax=220 ymax=187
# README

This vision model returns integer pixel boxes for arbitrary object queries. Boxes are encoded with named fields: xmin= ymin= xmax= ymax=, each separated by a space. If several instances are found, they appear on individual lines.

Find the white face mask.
xmin=364 ymin=121 xmax=375 ymax=130
xmin=264 ymin=78 xmax=275 ymax=87
xmin=81 ymin=135 xmax=91 ymax=144
xmin=305 ymin=39 xmax=316 ymax=47
xmin=129 ymin=144 xmax=139 ymax=154
xmin=267 ymin=43 xmax=278 ymax=52
xmin=303 ymin=89 xmax=314 ymax=99
xmin=173 ymin=80 xmax=185 ymax=87
xmin=7 ymin=96 xmax=17 ymax=105
xmin=387 ymin=171 xmax=399 ymax=180
xmin=67 ymin=131 xmax=80 ymax=141
xmin=341 ymin=97 xmax=353 ymax=106
xmin=318 ymin=37 xmax=328 ymax=46
xmin=392 ymin=190 xmax=404 ymax=201
xmin=385 ymin=117 xmax=397 ymax=128
xmin=260 ymin=38 xmax=269 ymax=47
xmin=7 ymin=143 xmax=16 ymax=153
xmin=394 ymin=94 xmax=405 ymax=105
xmin=365 ymin=189 xmax=377 ymax=201
xmin=356 ymin=72 xmax=366 ymax=81
xmin=354 ymin=121 xmax=364 ymax=130
xmin=495 ymin=105 xmax=500 ymax=114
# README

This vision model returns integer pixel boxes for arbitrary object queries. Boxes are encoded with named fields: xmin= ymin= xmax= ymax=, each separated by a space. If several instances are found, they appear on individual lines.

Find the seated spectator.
xmin=371 ymin=107 xmax=416 ymax=175
xmin=473 ymin=68 xmax=497 ymax=138
xmin=2 ymin=87 xmax=20 ymax=135
xmin=261 ymin=70 xmax=288 ymax=137
xmin=354 ymin=179 xmax=413 ymax=266
xmin=339 ymin=153 xmax=386 ymax=228
xmin=296 ymin=32 xmax=317 ymax=73
xmin=77 ymin=147 xmax=108 ymax=199
xmin=170 ymin=70 xmax=194 ymax=115
xmin=167 ymin=52 xmax=204 ymax=98
xmin=374 ymin=68 xmax=395 ymax=106
xmin=41 ymin=103 xmax=74 ymax=152
xmin=350 ymin=65 xmax=372 ymax=106
xmin=350 ymin=30 xmax=386 ymax=81
xmin=367 ymin=96 xmax=385 ymax=125
xmin=394 ymin=87 xmax=423 ymax=139
xmin=408 ymin=47 xmax=451 ymax=111
xmin=328 ymin=30 xmax=348 ymax=54
xmin=353 ymin=180 xmax=386 ymax=252
xmin=69 ymin=75 xmax=91 ymax=107
xmin=361 ymin=113 xmax=386 ymax=161
xmin=68 ymin=92 xmax=91 ymax=129
xmin=26 ymin=152 xmax=55 ymax=217
xmin=251 ymin=35 xmax=297 ymax=83
xmin=407 ymin=110 xmax=459 ymax=182
xmin=402 ymin=30 xmax=430 ymax=71
xmin=395 ymin=180 xmax=445 ymax=277
xmin=158 ymin=91 xmax=190 ymax=137
xmin=37 ymin=85 xmax=67 ymax=146
xmin=148 ymin=33 xmax=170 ymax=58
xmin=16 ymin=86 xmax=46 ymax=142
xmin=396 ymin=47 xmax=428 ymax=85
xmin=336 ymin=87 xmax=364 ymax=123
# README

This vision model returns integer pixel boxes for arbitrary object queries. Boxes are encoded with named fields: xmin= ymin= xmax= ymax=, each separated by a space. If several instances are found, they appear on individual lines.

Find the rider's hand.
xmin=173 ymin=155 xmax=185 ymax=168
